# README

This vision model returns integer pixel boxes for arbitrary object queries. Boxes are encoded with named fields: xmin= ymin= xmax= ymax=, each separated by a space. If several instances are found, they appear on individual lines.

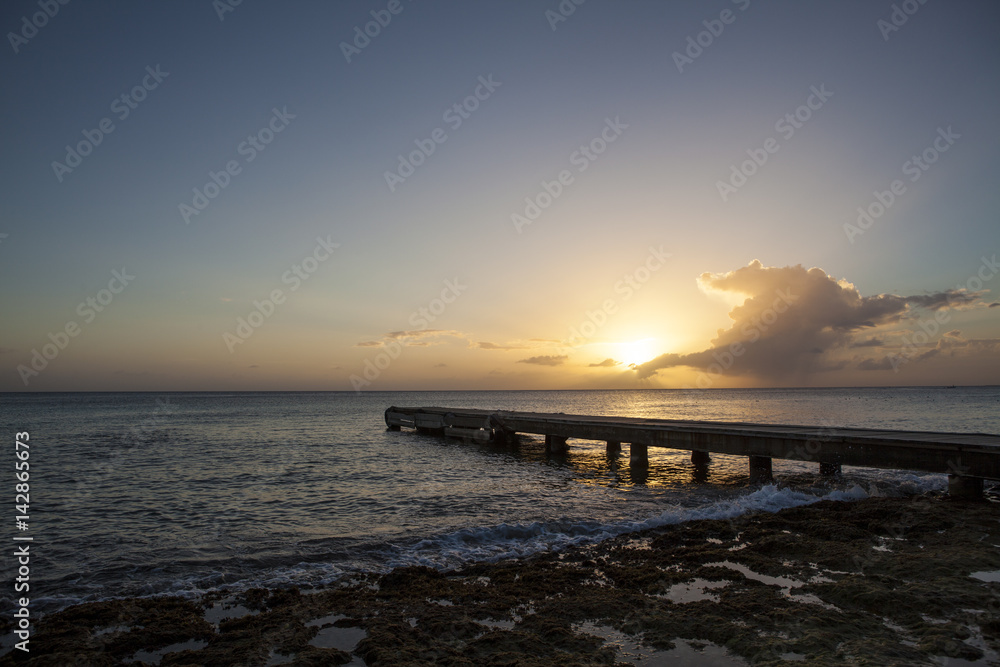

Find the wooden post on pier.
xmin=606 ymin=441 xmax=622 ymax=454
xmin=749 ymin=456 xmax=773 ymax=483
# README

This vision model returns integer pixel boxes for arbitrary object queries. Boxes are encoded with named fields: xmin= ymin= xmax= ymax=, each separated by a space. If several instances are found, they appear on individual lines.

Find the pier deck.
xmin=384 ymin=406 xmax=1000 ymax=497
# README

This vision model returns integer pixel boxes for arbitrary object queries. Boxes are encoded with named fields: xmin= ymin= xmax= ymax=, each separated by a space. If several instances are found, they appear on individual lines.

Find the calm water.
xmin=1 ymin=387 xmax=998 ymax=616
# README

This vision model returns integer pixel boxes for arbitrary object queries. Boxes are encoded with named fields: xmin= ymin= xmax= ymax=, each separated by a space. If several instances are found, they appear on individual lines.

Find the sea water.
xmin=1 ymin=387 xmax=997 ymax=616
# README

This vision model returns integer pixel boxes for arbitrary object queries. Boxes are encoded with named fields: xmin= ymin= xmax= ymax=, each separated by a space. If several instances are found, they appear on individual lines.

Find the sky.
xmin=1 ymin=0 xmax=998 ymax=392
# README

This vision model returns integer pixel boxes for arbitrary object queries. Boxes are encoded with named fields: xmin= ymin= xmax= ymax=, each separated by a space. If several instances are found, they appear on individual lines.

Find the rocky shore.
xmin=5 ymin=494 xmax=1000 ymax=666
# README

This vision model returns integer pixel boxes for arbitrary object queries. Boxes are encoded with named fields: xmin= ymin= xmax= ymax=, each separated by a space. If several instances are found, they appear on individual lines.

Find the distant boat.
xmin=946 ymin=385 xmax=957 ymax=389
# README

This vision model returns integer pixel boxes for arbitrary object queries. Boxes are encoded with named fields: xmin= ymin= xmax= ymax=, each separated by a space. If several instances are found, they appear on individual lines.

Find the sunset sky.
xmin=1 ymin=0 xmax=998 ymax=391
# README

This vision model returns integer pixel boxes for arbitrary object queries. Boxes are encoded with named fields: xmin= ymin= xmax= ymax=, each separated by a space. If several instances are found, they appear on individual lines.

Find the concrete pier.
xmin=385 ymin=407 xmax=1000 ymax=496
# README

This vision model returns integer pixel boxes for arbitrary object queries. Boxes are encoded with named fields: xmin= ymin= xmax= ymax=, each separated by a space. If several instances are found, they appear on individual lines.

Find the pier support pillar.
xmin=545 ymin=435 xmax=568 ymax=454
xmin=819 ymin=462 xmax=841 ymax=476
xmin=630 ymin=443 xmax=648 ymax=466
xmin=387 ymin=425 xmax=400 ymax=431
xmin=749 ymin=456 xmax=772 ymax=484
xmin=606 ymin=441 xmax=622 ymax=454
xmin=691 ymin=450 xmax=710 ymax=483
xmin=948 ymin=475 xmax=984 ymax=500
xmin=494 ymin=430 xmax=517 ymax=446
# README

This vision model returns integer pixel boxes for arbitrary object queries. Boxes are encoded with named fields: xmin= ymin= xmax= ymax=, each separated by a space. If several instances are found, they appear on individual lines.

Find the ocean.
xmin=2 ymin=387 xmax=998 ymax=618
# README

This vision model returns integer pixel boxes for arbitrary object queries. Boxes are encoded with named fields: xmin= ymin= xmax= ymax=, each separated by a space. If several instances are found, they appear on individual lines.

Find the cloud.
xmin=990 ymin=302 xmax=1000 ymax=308
xmin=589 ymin=358 xmax=621 ymax=367
xmin=385 ymin=329 xmax=463 ymax=340
xmin=518 ymin=355 xmax=568 ymax=367
xmin=475 ymin=341 xmax=529 ymax=351
xmin=904 ymin=291 xmax=982 ymax=311
xmin=248 ymin=364 xmax=259 ymax=368
xmin=634 ymin=259 xmax=991 ymax=382
xmin=857 ymin=357 xmax=894 ymax=371
xmin=357 ymin=329 xmax=467 ymax=348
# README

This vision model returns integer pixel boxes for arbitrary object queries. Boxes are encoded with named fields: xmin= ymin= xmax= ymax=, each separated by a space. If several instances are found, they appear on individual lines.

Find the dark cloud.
xmin=850 ymin=337 xmax=884 ymax=348
xmin=634 ymin=260 xmax=989 ymax=382
xmin=518 ymin=355 xmax=568 ymax=367
xmin=356 ymin=341 xmax=383 ymax=347
xmin=589 ymin=358 xmax=621 ymax=367
xmin=859 ymin=329 xmax=1000 ymax=371
xmin=857 ymin=357 xmax=894 ymax=371
xmin=904 ymin=290 xmax=981 ymax=311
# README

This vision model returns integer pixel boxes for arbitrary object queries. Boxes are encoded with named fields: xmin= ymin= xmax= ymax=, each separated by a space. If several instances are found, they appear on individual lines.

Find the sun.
xmin=615 ymin=338 xmax=660 ymax=367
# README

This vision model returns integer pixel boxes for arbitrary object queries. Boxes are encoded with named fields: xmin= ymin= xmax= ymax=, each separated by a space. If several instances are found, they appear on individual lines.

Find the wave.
xmin=384 ymin=483 xmax=872 ymax=571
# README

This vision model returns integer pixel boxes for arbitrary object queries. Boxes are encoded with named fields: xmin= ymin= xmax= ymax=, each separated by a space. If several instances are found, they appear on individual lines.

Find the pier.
xmin=385 ymin=406 xmax=1000 ymax=498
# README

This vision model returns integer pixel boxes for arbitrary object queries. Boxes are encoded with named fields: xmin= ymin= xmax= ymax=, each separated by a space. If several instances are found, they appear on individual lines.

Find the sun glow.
xmin=615 ymin=338 xmax=660 ymax=367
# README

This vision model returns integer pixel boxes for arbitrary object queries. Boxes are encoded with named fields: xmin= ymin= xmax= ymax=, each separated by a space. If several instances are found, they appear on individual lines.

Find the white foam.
xmin=386 ymin=484 xmax=870 ymax=570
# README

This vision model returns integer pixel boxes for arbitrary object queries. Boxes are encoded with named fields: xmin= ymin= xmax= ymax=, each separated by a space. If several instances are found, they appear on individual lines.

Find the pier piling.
xmin=545 ymin=434 xmax=568 ymax=454
xmin=819 ymin=462 xmax=841 ymax=476
xmin=630 ymin=443 xmax=648 ymax=466
xmin=948 ymin=475 xmax=984 ymax=499
xmin=749 ymin=455 xmax=773 ymax=484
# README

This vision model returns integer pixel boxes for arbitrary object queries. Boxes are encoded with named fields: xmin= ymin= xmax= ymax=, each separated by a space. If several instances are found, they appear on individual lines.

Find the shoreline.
xmin=5 ymin=494 xmax=1000 ymax=666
